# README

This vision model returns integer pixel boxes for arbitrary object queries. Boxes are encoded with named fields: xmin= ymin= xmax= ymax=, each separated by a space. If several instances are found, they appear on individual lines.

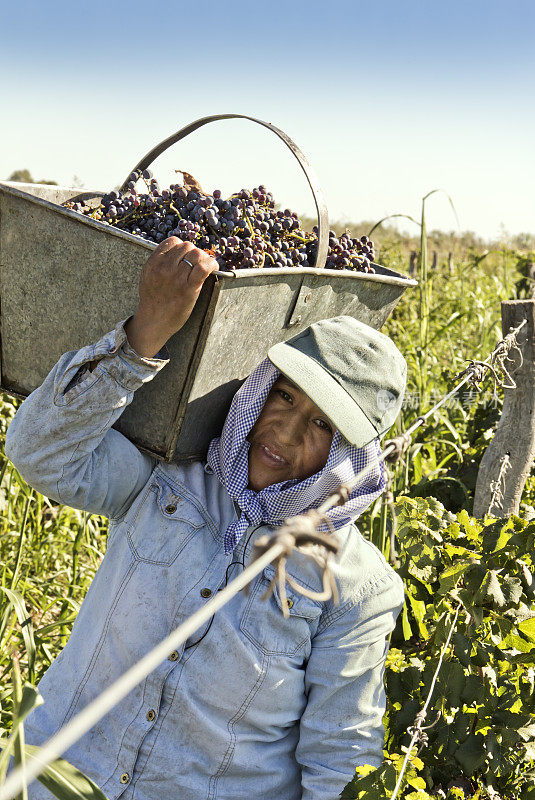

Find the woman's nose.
xmin=276 ymin=411 xmax=306 ymax=445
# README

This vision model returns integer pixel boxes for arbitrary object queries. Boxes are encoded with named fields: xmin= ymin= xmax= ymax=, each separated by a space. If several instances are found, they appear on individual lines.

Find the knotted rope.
xmin=487 ymin=452 xmax=512 ymax=516
xmin=406 ymin=708 xmax=441 ymax=756
xmin=454 ymin=319 xmax=526 ymax=393
xmin=252 ymin=515 xmax=340 ymax=616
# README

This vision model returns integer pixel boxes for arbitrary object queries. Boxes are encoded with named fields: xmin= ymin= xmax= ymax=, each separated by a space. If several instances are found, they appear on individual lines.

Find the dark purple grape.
xmin=73 ymin=176 xmax=377 ymax=274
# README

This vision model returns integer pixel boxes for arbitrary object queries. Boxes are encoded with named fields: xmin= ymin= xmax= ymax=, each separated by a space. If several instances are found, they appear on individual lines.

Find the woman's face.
xmin=246 ymin=375 xmax=335 ymax=492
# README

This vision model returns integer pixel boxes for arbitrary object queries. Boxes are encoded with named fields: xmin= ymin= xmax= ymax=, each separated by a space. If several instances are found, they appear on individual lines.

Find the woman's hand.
xmin=124 ymin=237 xmax=219 ymax=359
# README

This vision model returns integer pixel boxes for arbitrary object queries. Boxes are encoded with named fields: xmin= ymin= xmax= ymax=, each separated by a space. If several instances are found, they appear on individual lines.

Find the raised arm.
xmin=5 ymin=237 xmax=218 ymax=520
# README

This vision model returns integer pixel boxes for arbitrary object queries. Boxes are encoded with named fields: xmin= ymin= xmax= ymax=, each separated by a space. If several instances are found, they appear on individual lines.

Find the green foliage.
xmin=0 ymin=676 xmax=109 ymax=799
xmin=7 ymin=169 xmax=58 ymax=186
xmin=344 ymin=499 xmax=535 ymax=799
xmin=0 ymin=393 xmax=110 ymax=798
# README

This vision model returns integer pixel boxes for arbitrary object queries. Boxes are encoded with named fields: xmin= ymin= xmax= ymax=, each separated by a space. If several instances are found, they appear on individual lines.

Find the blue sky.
xmin=1 ymin=0 xmax=534 ymax=239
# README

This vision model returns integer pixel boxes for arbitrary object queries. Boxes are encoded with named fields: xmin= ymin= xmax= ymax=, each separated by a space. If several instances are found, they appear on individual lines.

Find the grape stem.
xmin=169 ymin=202 xmax=182 ymax=220
xmin=239 ymin=201 xmax=255 ymax=236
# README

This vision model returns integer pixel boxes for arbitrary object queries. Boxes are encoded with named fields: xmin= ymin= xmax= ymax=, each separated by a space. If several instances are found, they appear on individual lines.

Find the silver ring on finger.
xmin=182 ymin=258 xmax=194 ymax=269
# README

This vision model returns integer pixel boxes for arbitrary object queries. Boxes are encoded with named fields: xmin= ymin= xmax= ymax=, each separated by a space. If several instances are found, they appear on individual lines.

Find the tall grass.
xmin=365 ymin=196 xmax=532 ymax=557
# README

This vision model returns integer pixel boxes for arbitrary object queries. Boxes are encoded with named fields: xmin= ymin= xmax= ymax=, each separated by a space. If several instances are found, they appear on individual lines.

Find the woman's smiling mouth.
xmin=256 ymin=443 xmax=289 ymax=468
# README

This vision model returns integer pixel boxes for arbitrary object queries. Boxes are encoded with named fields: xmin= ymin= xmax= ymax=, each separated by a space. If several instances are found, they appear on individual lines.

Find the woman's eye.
xmin=315 ymin=418 xmax=333 ymax=433
xmin=276 ymin=389 xmax=292 ymax=402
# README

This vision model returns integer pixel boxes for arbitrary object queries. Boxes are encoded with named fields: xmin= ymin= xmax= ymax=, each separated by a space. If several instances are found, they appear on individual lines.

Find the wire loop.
xmin=406 ymin=709 xmax=441 ymax=755
xmin=454 ymin=319 xmax=527 ymax=393
xmin=383 ymin=432 xmax=412 ymax=464
xmin=487 ymin=452 xmax=512 ymax=516
xmin=253 ymin=520 xmax=340 ymax=616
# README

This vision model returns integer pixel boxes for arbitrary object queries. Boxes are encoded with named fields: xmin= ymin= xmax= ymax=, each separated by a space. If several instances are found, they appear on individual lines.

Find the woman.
xmin=5 ymin=237 xmax=406 ymax=800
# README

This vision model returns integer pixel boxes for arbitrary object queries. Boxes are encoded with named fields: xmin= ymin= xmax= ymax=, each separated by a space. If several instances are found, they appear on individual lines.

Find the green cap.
xmin=267 ymin=316 xmax=407 ymax=447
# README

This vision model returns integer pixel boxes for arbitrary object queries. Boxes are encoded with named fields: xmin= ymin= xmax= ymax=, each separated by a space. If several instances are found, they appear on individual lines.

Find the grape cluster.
xmin=66 ymin=171 xmax=376 ymax=273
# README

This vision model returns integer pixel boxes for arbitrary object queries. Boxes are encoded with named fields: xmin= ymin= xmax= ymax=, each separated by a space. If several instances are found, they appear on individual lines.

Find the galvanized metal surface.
xmin=0 ymin=182 xmax=104 ymax=206
xmin=0 ymin=181 xmax=417 ymax=463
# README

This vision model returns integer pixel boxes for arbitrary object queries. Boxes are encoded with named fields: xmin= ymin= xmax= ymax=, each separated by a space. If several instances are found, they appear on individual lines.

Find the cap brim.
xmin=267 ymin=341 xmax=379 ymax=447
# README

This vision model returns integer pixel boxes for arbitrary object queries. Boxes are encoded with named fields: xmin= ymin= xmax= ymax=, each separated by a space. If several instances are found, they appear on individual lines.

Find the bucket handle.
xmin=120 ymin=114 xmax=329 ymax=270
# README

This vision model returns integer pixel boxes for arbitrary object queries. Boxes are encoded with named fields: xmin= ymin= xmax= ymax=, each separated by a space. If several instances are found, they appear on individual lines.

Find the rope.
xmin=453 ymin=318 xmax=526 ymax=396
xmin=253 ymin=518 xmax=340 ymax=613
xmin=487 ymin=452 xmax=512 ymax=516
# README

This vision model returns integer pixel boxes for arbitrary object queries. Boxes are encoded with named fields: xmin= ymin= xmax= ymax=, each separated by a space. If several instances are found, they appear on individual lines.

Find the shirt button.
xmin=286 ymin=599 xmax=294 ymax=609
xmin=200 ymin=588 xmax=212 ymax=598
xmin=165 ymin=504 xmax=177 ymax=514
xmin=168 ymin=650 xmax=179 ymax=661
xmin=146 ymin=709 xmax=156 ymax=721
xmin=120 ymin=773 xmax=130 ymax=784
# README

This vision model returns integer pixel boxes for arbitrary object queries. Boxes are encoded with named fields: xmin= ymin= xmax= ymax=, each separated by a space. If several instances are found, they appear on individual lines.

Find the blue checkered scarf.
xmin=207 ymin=357 xmax=386 ymax=554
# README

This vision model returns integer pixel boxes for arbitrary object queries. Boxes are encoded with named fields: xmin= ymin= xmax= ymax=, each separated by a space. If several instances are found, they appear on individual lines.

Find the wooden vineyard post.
xmin=473 ymin=300 xmax=535 ymax=518
xmin=528 ymin=260 xmax=535 ymax=298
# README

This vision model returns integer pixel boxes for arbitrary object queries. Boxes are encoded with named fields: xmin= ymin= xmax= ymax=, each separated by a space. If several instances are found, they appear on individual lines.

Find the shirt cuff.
xmin=57 ymin=317 xmax=171 ymax=398
xmin=100 ymin=317 xmax=171 ymax=390
xmin=118 ymin=319 xmax=171 ymax=366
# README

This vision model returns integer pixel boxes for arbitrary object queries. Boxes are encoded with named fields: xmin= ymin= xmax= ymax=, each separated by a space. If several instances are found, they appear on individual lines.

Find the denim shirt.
xmin=5 ymin=318 xmax=405 ymax=800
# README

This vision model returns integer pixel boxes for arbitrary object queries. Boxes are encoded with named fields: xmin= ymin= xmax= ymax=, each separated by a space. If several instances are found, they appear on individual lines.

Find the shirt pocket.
xmin=126 ymin=478 xmax=206 ymax=565
xmin=240 ymin=564 xmax=323 ymax=656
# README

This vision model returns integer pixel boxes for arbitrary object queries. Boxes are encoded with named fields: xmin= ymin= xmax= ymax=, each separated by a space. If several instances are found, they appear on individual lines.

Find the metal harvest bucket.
xmin=0 ymin=114 xmax=417 ymax=462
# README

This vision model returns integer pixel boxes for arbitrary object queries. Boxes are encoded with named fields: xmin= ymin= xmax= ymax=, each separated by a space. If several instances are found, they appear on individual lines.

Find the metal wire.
xmin=389 ymin=604 xmax=463 ymax=800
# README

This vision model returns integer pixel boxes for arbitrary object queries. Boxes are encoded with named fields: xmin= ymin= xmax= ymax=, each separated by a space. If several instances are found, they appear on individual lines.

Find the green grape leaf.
xmin=501 ymin=575 xmax=524 ymax=605
xmin=460 ymin=673 xmax=486 ymax=705
xmin=453 ymin=733 xmax=487 ymax=776
xmin=401 ymin=603 xmax=413 ymax=640
xmin=441 ymin=660 xmax=466 ymax=707
xmin=438 ymin=564 xmax=467 ymax=595
xmin=499 ymin=632 xmax=533 ymax=652
xmin=452 ymin=632 xmax=472 ymax=668
xmin=476 ymin=570 xmax=506 ymax=607
xmin=482 ymin=520 xmax=512 ymax=553
xmin=519 ymin=616 xmax=535 ymax=643
xmin=407 ymin=591 xmax=429 ymax=639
